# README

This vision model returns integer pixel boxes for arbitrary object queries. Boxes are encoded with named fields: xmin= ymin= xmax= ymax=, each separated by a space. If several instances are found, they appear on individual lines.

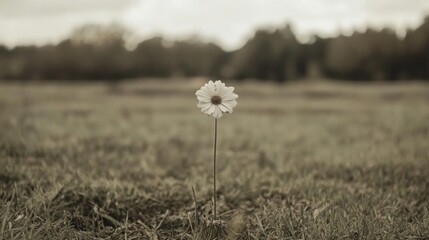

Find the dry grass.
xmin=1 ymin=79 xmax=429 ymax=239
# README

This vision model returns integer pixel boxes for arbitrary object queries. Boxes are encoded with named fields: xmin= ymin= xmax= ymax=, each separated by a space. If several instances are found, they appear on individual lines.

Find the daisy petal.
xmin=212 ymin=106 xmax=223 ymax=118
xmin=218 ymin=104 xmax=227 ymax=112
xmin=215 ymin=83 xmax=225 ymax=96
xmin=206 ymin=81 xmax=216 ymax=95
xmin=198 ymin=102 xmax=212 ymax=111
xmin=197 ymin=96 xmax=210 ymax=102
xmin=220 ymin=103 xmax=232 ymax=113
xmin=220 ymin=86 xmax=234 ymax=98
xmin=222 ymin=92 xmax=238 ymax=101
xmin=205 ymin=104 xmax=216 ymax=115
xmin=196 ymin=87 xmax=210 ymax=98
xmin=222 ymin=100 xmax=237 ymax=110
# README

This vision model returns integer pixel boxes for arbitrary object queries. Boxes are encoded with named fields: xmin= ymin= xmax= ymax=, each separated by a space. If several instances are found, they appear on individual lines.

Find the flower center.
xmin=211 ymin=95 xmax=222 ymax=105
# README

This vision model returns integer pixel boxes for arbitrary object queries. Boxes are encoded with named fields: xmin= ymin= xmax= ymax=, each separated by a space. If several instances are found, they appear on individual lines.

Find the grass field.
xmin=1 ymin=79 xmax=429 ymax=239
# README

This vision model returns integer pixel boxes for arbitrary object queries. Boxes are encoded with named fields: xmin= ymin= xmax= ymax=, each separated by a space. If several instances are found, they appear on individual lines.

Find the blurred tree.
xmin=69 ymin=24 xmax=131 ymax=80
xmin=226 ymin=24 xmax=300 ymax=82
xmin=0 ymin=19 xmax=428 ymax=81
xmin=133 ymin=37 xmax=172 ymax=77
xmin=326 ymin=29 xmax=402 ymax=80
xmin=171 ymin=38 xmax=226 ymax=77
xmin=403 ymin=16 xmax=429 ymax=79
xmin=70 ymin=23 xmax=128 ymax=48
xmin=0 ymin=45 xmax=10 ymax=78
xmin=304 ymin=36 xmax=329 ymax=79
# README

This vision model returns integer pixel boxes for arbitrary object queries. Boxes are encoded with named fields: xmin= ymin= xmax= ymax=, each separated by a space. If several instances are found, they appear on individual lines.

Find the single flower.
xmin=196 ymin=80 xmax=238 ymax=118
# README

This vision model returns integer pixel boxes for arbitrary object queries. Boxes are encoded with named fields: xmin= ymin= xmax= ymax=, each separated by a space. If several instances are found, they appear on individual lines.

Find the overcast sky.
xmin=1 ymin=0 xmax=429 ymax=50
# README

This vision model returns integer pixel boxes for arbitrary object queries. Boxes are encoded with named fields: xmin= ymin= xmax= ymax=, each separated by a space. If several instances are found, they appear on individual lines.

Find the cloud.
xmin=1 ymin=0 xmax=429 ymax=49
xmin=0 ymin=0 xmax=138 ymax=18
xmin=0 ymin=0 xmax=138 ymax=46
xmin=366 ymin=0 xmax=429 ymax=13
xmin=122 ymin=0 xmax=368 ymax=49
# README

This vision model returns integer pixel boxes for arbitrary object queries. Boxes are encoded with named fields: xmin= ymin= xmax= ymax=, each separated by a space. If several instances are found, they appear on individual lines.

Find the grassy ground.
xmin=0 ymin=79 xmax=428 ymax=239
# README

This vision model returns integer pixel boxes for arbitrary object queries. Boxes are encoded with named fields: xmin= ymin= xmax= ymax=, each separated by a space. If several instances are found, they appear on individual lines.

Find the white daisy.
xmin=195 ymin=80 xmax=238 ymax=118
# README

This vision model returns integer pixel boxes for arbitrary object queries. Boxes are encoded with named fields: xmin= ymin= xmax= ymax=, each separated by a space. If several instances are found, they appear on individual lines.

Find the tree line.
xmin=0 ymin=17 xmax=428 ymax=81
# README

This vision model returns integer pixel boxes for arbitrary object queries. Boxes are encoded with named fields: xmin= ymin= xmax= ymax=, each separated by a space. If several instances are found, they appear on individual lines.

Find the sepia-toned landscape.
xmin=2 ymin=1 xmax=429 ymax=239
xmin=1 ymin=80 xmax=428 ymax=239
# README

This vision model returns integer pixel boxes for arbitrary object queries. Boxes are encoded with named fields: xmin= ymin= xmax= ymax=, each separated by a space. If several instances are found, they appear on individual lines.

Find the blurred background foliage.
xmin=0 ymin=16 xmax=428 ymax=81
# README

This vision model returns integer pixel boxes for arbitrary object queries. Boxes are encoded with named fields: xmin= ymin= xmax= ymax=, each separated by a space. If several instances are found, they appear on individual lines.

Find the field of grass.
xmin=1 ymin=79 xmax=428 ymax=239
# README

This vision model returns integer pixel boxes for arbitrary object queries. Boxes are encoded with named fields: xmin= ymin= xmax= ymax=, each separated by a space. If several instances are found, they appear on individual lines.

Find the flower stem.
xmin=213 ymin=118 xmax=218 ymax=220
